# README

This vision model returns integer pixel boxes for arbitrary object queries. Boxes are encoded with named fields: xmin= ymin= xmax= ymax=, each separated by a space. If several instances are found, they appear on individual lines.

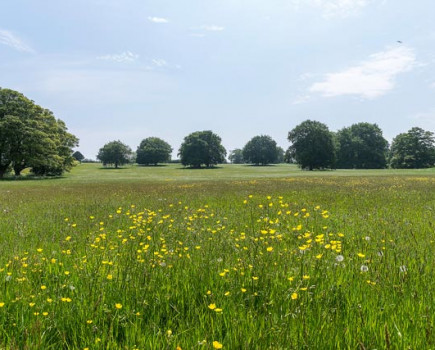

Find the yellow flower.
xmin=87 ymin=320 xmax=93 ymax=324
xmin=266 ymin=247 xmax=273 ymax=252
xmin=315 ymin=254 xmax=323 ymax=259
xmin=107 ymin=274 xmax=113 ymax=280
xmin=42 ymin=312 xmax=48 ymax=316
xmin=36 ymin=248 xmax=43 ymax=253
xmin=0 ymin=302 xmax=4 ymax=307
xmin=47 ymin=298 xmax=53 ymax=303
xmin=40 ymin=285 xmax=47 ymax=290
xmin=29 ymin=302 xmax=35 ymax=307
xmin=224 ymin=291 xmax=231 ymax=296
xmin=115 ymin=303 xmax=122 ymax=309
xmin=302 ymin=275 xmax=310 ymax=280
xmin=213 ymin=340 xmax=223 ymax=349
xmin=291 ymin=293 xmax=298 ymax=300
xmin=206 ymin=290 xmax=212 ymax=295
xmin=357 ymin=253 xmax=365 ymax=258
xmin=208 ymin=303 xmax=216 ymax=310
xmin=214 ymin=308 xmax=223 ymax=312
xmin=241 ymin=288 xmax=247 ymax=293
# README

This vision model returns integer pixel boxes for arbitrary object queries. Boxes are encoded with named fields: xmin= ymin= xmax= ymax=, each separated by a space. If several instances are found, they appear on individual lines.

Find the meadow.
xmin=0 ymin=163 xmax=434 ymax=349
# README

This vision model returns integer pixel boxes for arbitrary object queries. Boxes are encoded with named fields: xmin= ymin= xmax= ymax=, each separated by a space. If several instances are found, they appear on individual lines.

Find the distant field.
xmin=0 ymin=164 xmax=434 ymax=348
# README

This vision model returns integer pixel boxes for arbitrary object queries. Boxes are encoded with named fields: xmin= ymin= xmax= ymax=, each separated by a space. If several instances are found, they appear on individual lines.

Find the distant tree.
xmin=288 ymin=120 xmax=335 ymax=170
xmin=389 ymin=127 xmax=435 ymax=168
xmin=228 ymin=149 xmax=244 ymax=164
xmin=0 ymin=88 xmax=78 ymax=178
xmin=73 ymin=151 xmax=85 ymax=163
xmin=284 ymin=147 xmax=294 ymax=164
xmin=178 ymin=130 xmax=226 ymax=168
xmin=136 ymin=137 xmax=172 ymax=165
xmin=242 ymin=135 xmax=279 ymax=165
xmin=97 ymin=140 xmax=132 ymax=168
xmin=276 ymin=146 xmax=285 ymax=163
xmin=336 ymin=123 xmax=388 ymax=169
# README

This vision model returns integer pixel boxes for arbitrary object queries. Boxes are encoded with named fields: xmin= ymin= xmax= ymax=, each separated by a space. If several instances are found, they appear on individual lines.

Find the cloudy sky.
xmin=1 ymin=0 xmax=434 ymax=159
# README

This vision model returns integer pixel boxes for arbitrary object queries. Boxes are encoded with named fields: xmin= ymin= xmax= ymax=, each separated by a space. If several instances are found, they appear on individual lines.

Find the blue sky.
xmin=1 ymin=0 xmax=434 ymax=159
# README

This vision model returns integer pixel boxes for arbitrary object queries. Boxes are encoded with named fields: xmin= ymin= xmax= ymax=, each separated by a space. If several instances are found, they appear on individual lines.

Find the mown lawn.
xmin=0 ymin=164 xmax=434 ymax=349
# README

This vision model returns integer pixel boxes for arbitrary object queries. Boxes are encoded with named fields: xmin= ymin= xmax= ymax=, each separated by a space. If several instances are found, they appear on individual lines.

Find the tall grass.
xmin=0 ymin=166 xmax=434 ymax=348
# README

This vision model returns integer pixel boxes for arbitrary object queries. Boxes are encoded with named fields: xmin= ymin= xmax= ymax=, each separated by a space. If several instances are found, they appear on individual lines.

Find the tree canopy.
xmin=178 ymin=130 xmax=226 ymax=168
xmin=136 ymin=137 xmax=172 ymax=165
xmin=228 ymin=149 xmax=244 ymax=164
xmin=389 ymin=127 xmax=435 ymax=168
xmin=336 ymin=123 xmax=388 ymax=169
xmin=0 ymin=88 xmax=78 ymax=177
xmin=97 ymin=140 xmax=132 ymax=168
xmin=288 ymin=120 xmax=335 ymax=170
xmin=242 ymin=135 xmax=279 ymax=165
xmin=73 ymin=151 xmax=85 ymax=163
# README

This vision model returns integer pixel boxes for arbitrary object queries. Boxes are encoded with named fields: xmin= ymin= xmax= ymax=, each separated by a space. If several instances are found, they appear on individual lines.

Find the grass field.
xmin=0 ymin=164 xmax=434 ymax=349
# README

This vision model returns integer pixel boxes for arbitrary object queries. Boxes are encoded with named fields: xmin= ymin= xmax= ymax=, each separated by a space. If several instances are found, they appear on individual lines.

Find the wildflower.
xmin=302 ymin=275 xmax=310 ymax=280
xmin=47 ymin=298 xmax=53 ymax=303
xmin=291 ymin=293 xmax=298 ymax=300
xmin=37 ymin=248 xmax=43 ymax=253
xmin=206 ymin=290 xmax=212 ymax=295
xmin=360 ymin=265 xmax=369 ymax=272
xmin=107 ymin=274 xmax=113 ymax=280
xmin=224 ymin=291 xmax=231 ymax=296
xmin=266 ymin=247 xmax=273 ymax=252
xmin=357 ymin=253 xmax=365 ymax=258
xmin=252 ymin=276 xmax=258 ymax=280
xmin=315 ymin=254 xmax=323 ymax=259
xmin=213 ymin=341 xmax=223 ymax=349
xmin=214 ymin=308 xmax=223 ymax=312
xmin=40 ymin=285 xmax=47 ymax=290
xmin=167 ymin=329 xmax=172 ymax=336
xmin=399 ymin=265 xmax=407 ymax=273
xmin=208 ymin=303 xmax=216 ymax=310
xmin=241 ymin=288 xmax=247 ymax=293
xmin=115 ymin=303 xmax=122 ymax=309
xmin=87 ymin=320 xmax=93 ymax=324
xmin=42 ymin=312 xmax=48 ymax=316
xmin=0 ymin=302 xmax=4 ymax=307
xmin=336 ymin=255 xmax=344 ymax=262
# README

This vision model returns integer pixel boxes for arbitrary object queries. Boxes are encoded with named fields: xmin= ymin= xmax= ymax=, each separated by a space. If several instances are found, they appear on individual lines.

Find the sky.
xmin=1 ymin=0 xmax=435 ymax=159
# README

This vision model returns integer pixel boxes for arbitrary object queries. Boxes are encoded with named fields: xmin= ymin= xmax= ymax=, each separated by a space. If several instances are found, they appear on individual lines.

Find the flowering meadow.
xmin=0 ymin=164 xmax=434 ymax=349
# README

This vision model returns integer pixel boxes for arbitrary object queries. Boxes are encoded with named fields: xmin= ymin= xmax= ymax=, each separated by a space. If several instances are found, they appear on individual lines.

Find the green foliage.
xmin=73 ymin=151 xmax=85 ymax=163
xmin=178 ymin=130 xmax=226 ymax=168
xmin=243 ymin=135 xmax=279 ymax=165
xmin=0 ymin=88 xmax=78 ymax=177
xmin=228 ymin=149 xmax=244 ymax=164
xmin=276 ymin=146 xmax=285 ymax=163
xmin=288 ymin=120 xmax=335 ymax=170
xmin=336 ymin=123 xmax=388 ymax=169
xmin=136 ymin=137 xmax=172 ymax=165
xmin=389 ymin=127 xmax=435 ymax=168
xmin=97 ymin=140 xmax=132 ymax=168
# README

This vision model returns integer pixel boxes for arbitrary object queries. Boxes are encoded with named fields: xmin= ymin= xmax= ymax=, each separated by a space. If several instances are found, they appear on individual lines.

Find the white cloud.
xmin=0 ymin=29 xmax=34 ymax=53
xmin=293 ymin=0 xmax=375 ymax=18
xmin=201 ymin=25 xmax=225 ymax=32
xmin=97 ymin=51 xmax=139 ymax=63
xmin=309 ymin=46 xmax=416 ymax=99
xmin=148 ymin=16 xmax=169 ymax=23
xmin=152 ymin=58 xmax=168 ymax=67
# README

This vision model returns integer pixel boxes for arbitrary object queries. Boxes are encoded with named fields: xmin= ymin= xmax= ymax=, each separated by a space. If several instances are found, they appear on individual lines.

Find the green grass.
xmin=0 ymin=164 xmax=434 ymax=349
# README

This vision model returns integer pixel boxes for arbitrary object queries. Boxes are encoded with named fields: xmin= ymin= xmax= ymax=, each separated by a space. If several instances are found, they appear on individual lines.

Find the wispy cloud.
xmin=152 ymin=58 xmax=168 ymax=67
xmin=0 ymin=29 xmax=34 ymax=53
xmin=148 ymin=16 xmax=169 ymax=24
xmin=97 ymin=51 xmax=139 ymax=63
xmin=293 ymin=0 xmax=376 ymax=18
xmin=200 ymin=25 xmax=225 ymax=32
xmin=309 ymin=46 xmax=416 ymax=99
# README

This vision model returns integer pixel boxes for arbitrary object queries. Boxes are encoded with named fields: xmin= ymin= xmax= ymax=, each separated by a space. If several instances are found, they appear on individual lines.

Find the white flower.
xmin=336 ymin=255 xmax=344 ymax=262
xmin=399 ymin=265 xmax=407 ymax=273
xmin=365 ymin=236 xmax=371 ymax=241
xmin=360 ymin=265 xmax=369 ymax=272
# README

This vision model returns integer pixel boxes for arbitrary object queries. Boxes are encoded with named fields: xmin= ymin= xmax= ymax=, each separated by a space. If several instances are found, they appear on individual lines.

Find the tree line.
xmin=1 ymin=88 xmax=434 ymax=178
xmin=96 ymin=121 xmax=435 ymax=170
